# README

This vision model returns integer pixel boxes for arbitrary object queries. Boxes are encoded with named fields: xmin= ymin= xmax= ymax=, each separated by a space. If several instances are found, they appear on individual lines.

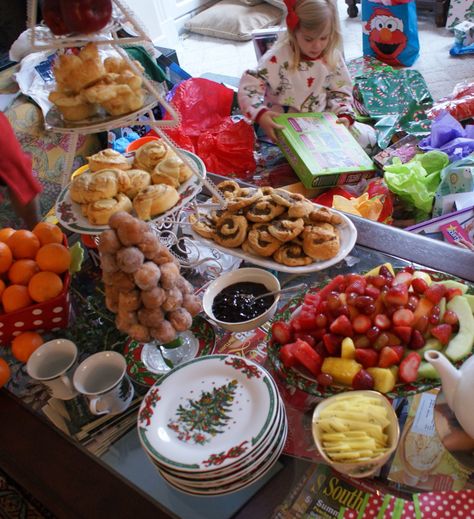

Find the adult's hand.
xmin=258 ymin=111 xmax=285 ymax=143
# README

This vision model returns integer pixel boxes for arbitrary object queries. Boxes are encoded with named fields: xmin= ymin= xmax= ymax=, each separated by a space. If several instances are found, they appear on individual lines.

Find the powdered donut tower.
xmin=98 ymin=211 xmax=201 ymax=343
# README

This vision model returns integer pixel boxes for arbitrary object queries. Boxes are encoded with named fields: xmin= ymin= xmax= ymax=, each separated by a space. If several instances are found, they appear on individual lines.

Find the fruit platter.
xmin=267 ymin=263 xmax=474 ymax=398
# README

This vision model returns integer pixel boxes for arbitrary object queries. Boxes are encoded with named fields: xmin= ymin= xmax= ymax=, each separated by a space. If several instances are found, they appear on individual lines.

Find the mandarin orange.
xmin=2 ymin=284 xmax=33 ymax=313
xmin=0 ymin=228 xmax=15 ymax=243
xmin=0 ymin=242 xmax=13 ymax=274
xmin=0 ymin=279 xmax=5 ymax=299
xmin=8 ymin=259 xmax=40 ymax=285
xmin=35 ymin=243 xmax=71 ymax=274
xmin=32 ymin=222 xmax=64 ymax=246
xmin=28 ymin=271 xmax=64 ymax=303
xmin=11 ymin=331 xmax=44 ymax=363
xmin=0 ymin=358 xmax=11 ymax=387
xmin=7 ymin=230 xmax=41 ymax=260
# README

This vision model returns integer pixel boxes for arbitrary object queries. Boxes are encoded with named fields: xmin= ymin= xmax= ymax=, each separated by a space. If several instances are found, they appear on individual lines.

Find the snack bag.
xmin=362 ymin=0 xmax=420 ymax=67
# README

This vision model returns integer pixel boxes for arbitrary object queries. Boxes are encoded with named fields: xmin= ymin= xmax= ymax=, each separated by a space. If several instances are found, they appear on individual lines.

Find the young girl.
xmin=238 ymin=0 xmax=376 ymax=152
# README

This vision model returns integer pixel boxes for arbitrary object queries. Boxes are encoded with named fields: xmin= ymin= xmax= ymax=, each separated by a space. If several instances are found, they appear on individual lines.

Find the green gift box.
xmin=275 ymin=112 xmax=376 ymax=189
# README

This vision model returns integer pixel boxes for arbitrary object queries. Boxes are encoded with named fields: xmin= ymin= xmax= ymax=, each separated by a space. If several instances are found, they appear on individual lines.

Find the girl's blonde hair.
xmin=281 ymin=0 xmax=342 ymax=69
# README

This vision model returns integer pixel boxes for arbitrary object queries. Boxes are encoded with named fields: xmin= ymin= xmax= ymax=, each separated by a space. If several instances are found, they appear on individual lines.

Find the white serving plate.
xmin=188 ymin=207 xmax=357 ymax=274
xmin=137 ymin=354 xmax=279 ymax=472
xmin=55 ymin=149 xmax=205 ymax=235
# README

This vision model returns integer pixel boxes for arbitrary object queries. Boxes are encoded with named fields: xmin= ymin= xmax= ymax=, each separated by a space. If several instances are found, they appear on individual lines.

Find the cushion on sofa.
xmin=185 ymin=0 xmax=283 ymax=41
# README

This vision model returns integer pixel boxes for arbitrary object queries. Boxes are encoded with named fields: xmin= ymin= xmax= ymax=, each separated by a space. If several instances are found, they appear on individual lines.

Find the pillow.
xmin=185 ymin=0 xmax=284 ymax=41
xmin=238 ymin=0 xmax=264 ymax=4
xmin=263 ymin=0 xmax=285 ymax=9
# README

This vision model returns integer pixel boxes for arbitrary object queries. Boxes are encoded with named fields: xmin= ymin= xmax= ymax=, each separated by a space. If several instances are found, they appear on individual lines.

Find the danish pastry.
xmin=302 ymin=225 xmax=340 ymax=260
xmin=132 ymin=184 xmax=179 ymax=220
xmin=48 ymin=91 xmax=98 ymax=121
xmin=270 ymin=189 xmax=306 ymax=208
xmin=53 ymin=43 xmax=106 ymax=94
xmin=287 ymin=199 xmax=314 ymax=219
xmin=124 ymin=169 xmax=151 ymax=199
xmin=133 ymin=140 xmax=168 ymax=172
xmin=84 ymin=84 xmax=145 ymax=116
xmin=86 ymin=193 xmax=133 ymax=225
xmin=214 ymin=215 xmax=248 ymax=248
xmin=189 ymin=213 xmax=215 ymax=239
xmin=104 ymin=57 xmax=145 ymax=75
xmin=248 ymin=223 xmax=282 ymax=257
xmin=226 ymin=187 xmax=263 ymax=212
xmin=306 ymin=206 xmax=344 ymax=225
xmin=245 ymin=196 xmax=286 ymax=223
xmin=273 ymin=241 xmax=313 ymax=267
xmin=151 ymin=156 xmax=181 ymax=188
xmin=268 ymin=217 xmax=305 ymax=242
xmin=88 ymin=149 xmax=131 ymax=172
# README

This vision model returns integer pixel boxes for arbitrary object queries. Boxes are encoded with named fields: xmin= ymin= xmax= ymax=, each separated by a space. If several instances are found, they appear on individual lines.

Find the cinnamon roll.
xmin=226 ymin=187 xmax=263 ymax=212
xmin=245 ymin=196 xmax=286 ymax=223
xmin=247 ymin=223 xmax=282 ymax=257
xmin=306 ymin=206 xmax=344 ymax=225
xmin=302 ymin=225 xmax=340 ymax=260
xmin=268 ymin=217 xmax=305 ymax=242
xmin=213 ymin=180 xmax=241 ymax=201
xmin=273 ymin=241 xmax=313 ymax=267
xmin=133 ymin=140 xmax=168 ymax=172
xmin=189 ymin=213 xmax=216 ymax=240
xmin=288 ymin=199 xmax=315 ymax=219
xmin=270 ymin=189 xmax=306 ymax=208
xmin=214 ymin=214 xmax=248 ymax=248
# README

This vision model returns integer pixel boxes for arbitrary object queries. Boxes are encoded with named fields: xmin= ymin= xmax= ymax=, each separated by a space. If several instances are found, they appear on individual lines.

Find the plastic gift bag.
xmin=427 ymin=82 xmax=474 ymax=122
xmin=419 ymin=111 xmax=474 ymax=161
xmin=383 ymin=150 xmax=449 ymax=218
xmin=362 ymin=0 xmax=420 ymax=67
xmin=160 ymin=78 xmax=256 ymax=179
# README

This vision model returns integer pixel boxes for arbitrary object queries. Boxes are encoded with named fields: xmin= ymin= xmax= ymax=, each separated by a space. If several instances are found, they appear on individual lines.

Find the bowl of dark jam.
xmin=202 ymin=268 xmax=280 ymax=332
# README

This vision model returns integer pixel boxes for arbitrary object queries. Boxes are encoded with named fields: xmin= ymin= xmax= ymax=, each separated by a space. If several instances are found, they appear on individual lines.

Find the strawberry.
xmin=446 ymin=287 xmax=463 ymax=301
xmin=352 ymin=314 xmax=372 ymax=334
xmin=411 ymin=277 xmax=428 ymax=294
xmin=352 ymin=369 xmax=374 ymax=390
xmin=291 ymin=311 xmax=316 ymax=331
xmin=393 ymin=326 xmax=413 ymax=344
xmin=293 ymin=339 xmax=322 ymax=376
xmin=378 ymin=346 xmax=400 ymax=368
xmin=392 ymin=271 xmax=413 ymax=286
xmin=271 ymin=321 xmax=292 ymax=345
xmin=430 ymin=323 xmax=453 ymax=346
xmin=391 ymin=345 xmax=405 ymax=362
xmin=355 ymin=348 xmax=379 ymax=368
xmin=392 ymin=308 xmax=415 ymax=327
xmin=374 ymin=314 xmax=391 ymax=330
xmin=346 ymin=278 xmax=366 ymax=295
xmin=399 ymin=352 xmax=421 ymax=383
xmin=318 ymin=274 xmax=345 ymax=300
xmin=384 ymin=285 xmax=409 ymax=306
xmin=409 ymin=329 xmax=425 ymax=350
xmin=424 ymin=283 xmax=447 ymax=304
xmin=304 ymin=292 xmax=320 ymax=307
xmin=329 ymin=315 xmax=353 ymax=337
xmin=323 ymin=333 xmax=342 ymax=355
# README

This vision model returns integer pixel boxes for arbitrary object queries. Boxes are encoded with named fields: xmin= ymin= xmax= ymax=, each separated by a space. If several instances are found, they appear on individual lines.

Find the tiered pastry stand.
xmin=26 ymin=0 xmax=226 ymax=205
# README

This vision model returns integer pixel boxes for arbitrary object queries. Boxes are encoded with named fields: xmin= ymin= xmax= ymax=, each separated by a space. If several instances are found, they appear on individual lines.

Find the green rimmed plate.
xmin=124 ymin=316 xmax=216 ymax=387
xmin=267 ymin=268 xmax=474 ymax=399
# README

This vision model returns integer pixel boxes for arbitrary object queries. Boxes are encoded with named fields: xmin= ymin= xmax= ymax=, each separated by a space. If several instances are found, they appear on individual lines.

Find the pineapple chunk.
xmin=364 ymin=262 xmax=395 ymax=277
xmin=367 ymin=367 xmax=396 ymax=394
xmin=321 ymin=357 xmax=362 ymax=386
xmin=341 ymin=338 xmax=356 ymax=359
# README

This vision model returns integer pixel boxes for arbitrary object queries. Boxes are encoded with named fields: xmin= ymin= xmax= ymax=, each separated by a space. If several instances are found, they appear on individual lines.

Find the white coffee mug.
xmin=26 ymin=339 xmax=78 ymax=400
xmin=73 ymin=351 xmax=134 ymax=415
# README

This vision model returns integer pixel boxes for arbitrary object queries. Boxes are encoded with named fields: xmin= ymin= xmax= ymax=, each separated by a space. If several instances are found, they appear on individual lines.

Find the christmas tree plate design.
xmin=124 ymin=316 xmax=216 ymax=387
xmin=55 ymin=148 xmax=205 ymax=235
xmin=137 ymin=354 xmax=279 ymax=472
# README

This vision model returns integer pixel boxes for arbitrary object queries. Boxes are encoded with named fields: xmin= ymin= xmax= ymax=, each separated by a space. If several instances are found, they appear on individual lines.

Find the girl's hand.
xmin=259 ymin=111 xmax=285 ymax=143
xmin=336 ymin=117 xmax=350 ymax=128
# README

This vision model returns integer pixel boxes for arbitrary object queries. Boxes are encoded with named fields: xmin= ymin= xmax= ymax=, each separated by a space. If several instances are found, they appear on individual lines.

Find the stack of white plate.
xmin=137 ymin=354 xmax=287 ymax=496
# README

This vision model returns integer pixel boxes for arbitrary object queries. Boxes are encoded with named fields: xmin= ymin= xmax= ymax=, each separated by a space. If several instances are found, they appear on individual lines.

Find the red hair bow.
xmin=284 ymin=0 xmax=299 ymax=30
